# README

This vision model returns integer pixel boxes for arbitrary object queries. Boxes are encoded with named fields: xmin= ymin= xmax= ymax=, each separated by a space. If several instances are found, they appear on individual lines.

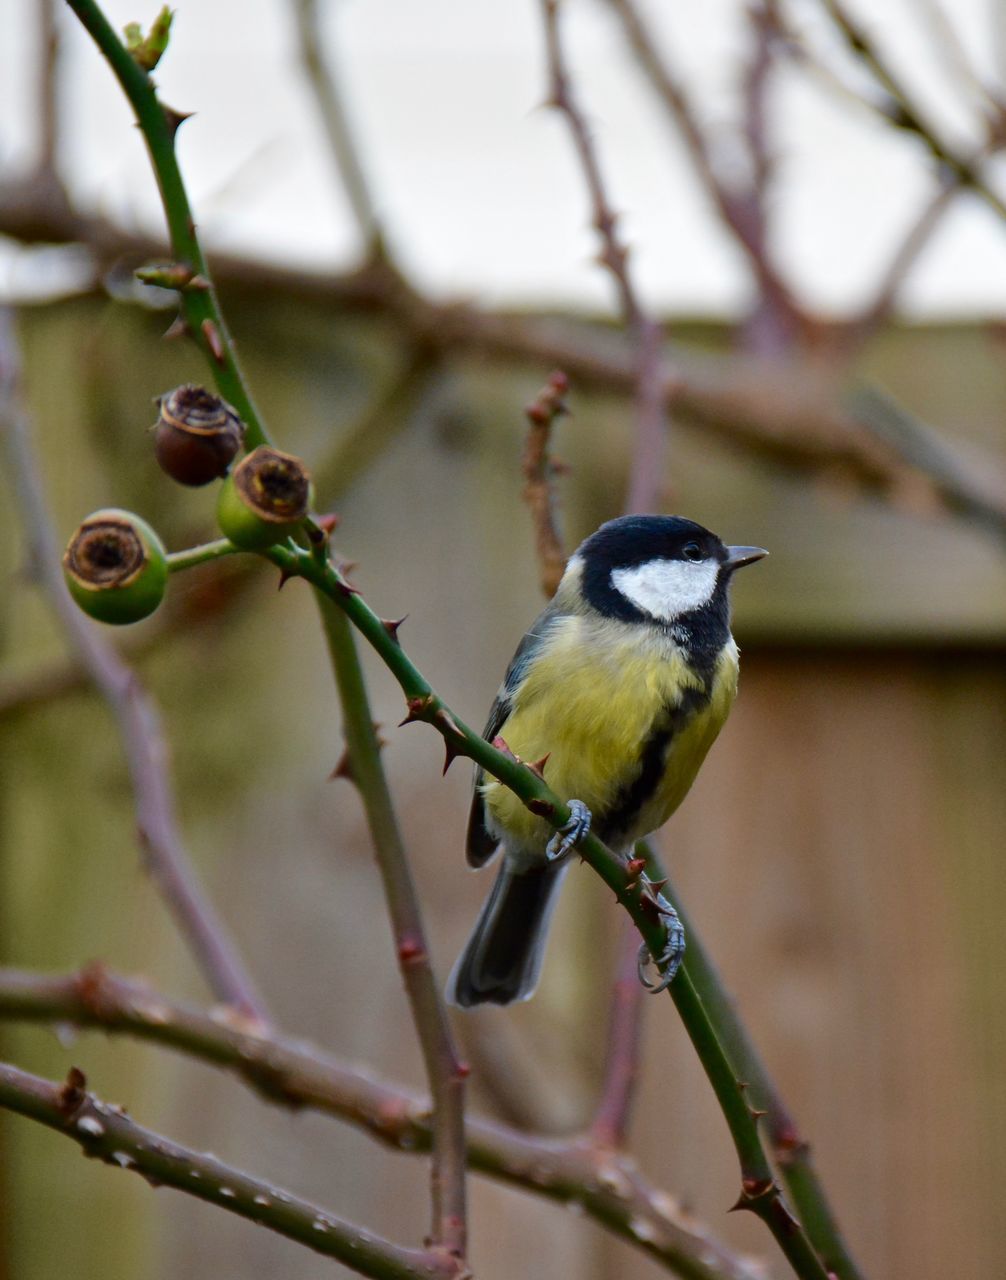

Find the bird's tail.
xmin=446 ymin=861 xmax=568 ymax=1007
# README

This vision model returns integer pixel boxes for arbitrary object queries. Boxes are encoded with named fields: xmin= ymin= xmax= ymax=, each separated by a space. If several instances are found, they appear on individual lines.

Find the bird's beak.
xmin=725 ymin=546 xmax=768 ymax=571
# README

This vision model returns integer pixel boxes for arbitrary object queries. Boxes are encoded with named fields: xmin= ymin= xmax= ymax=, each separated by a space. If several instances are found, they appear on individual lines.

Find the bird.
xmin=445 ymin=514 xmax=766 ymax=1008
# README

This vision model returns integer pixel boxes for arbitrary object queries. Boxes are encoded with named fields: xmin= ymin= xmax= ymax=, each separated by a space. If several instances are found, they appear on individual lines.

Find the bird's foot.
xmin=637 ymin=886 xmax=686 ymax=993
xmin=545 ymin=799 xmax=592 ymax=862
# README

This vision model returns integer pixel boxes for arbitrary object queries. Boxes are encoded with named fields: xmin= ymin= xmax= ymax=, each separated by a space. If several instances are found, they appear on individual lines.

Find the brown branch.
xmin=540 ymin=0 xmax=668 ymax=514
xmin=0 ymin=1060 xmax=463 ymax=1280
xmin=0 ymin=966 xmax=765 ymax=1280
xmin=320 ymin=602 xmax=468 ymax=1258
xmin=603 ymin=0 xmax=804 ymax=346
xmin=291 ymin=0 xmax=385 ymax=260
xmin=3 ymin=191 xmax=1005 ymax=541
xmin=521 ymin=369 xmax=571 ymax=598
xmin=0 ymin=309 xmax=268 ymax=1023
xmin=589 ymin=920 xmax=647 ymax=1149
xmin=819 ymin=0 xmax=1006 ymax=223
xmin=843 ymin=174 xmax=960 ymax=348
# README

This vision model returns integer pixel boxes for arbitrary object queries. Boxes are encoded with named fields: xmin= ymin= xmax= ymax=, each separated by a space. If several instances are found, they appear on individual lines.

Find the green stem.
xmin=265 ymin=543 xmax=831 ymax=1280
xmin=166 ymin=538 xmax=241 ymax=573
xmin=65 ymin=0 xmax=272 ymax=449
xmin=650 ymin=852 xmax=865 ymax=1280
xmin=317 ymin=597 xmax=468 ymax=1258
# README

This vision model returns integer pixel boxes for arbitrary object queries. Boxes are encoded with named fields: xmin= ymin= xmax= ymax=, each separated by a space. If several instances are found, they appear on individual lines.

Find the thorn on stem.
xmin=162 ymin=104 xmax=195 ymax=140
xmin=527 ymin=752 xmax=550 ymax=780
xmin=163 ymin=316 xmax=189 ymax=341
xmin=398 ymin=935 xmax=426 ymax=966
xmin=380 ymin=616 xmax=407 ymax=644
xmin=200 ymin=318 xmax=225 ymax=365
xmin=527 ymin=798 xmax=555 ymax=818
xmin=399 ymin=694 xmax=435 ymax=727
xmin=329 ymin=749 xmax=354 ymax=784
xmin=58 ymin=1066 xmax=87 ymax=1116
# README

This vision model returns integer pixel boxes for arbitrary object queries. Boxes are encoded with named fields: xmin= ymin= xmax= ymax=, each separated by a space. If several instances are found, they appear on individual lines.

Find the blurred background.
xmin=1 ymin=1 xmax=1005 ymax=1278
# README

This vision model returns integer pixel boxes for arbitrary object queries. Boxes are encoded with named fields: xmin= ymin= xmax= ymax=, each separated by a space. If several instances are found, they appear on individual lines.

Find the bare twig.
xmin=291 ymin=0 xmax=385 ymax=259
xmin=844 ymin=174 xmax=960 ymax=347
xmin=36 ymin=0 xmax=60 ymax=176
xmin=0 ymin=310 xmax=268 ymax=1023
xmin=819 ymin=0 xmax=1006 ymax=222
xmin=521 ymin=369 xmax=571 ymax=598
xmin=320 ymin=600 xmax=467 ymax=1259
xmin=590 ymin=920 xmax=647 ymax=1149
xmin=0 ymin=1060 xmax=463 ymax=1280
xmin=651 ymin=857 xmax=866 ymax=1280
xmin=540 ymin=0 xmax=669 ymax=514
xmin=4 ymin=186 xmax=1006 ymax=540
xmin=0 ymin=965 xmax=765 ymax=1280
xmin=603 ymin=0 xmax=803 ymax=345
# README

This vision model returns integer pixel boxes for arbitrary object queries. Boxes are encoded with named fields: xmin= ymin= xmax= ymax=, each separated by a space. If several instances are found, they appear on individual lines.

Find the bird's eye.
xmin=682 ymin=542 xmax=702 ymax=562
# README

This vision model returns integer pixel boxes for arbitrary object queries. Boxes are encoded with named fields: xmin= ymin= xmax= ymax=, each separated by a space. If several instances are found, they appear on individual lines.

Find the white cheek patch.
xmin=610 ymin=558 xmax=720 ymax=621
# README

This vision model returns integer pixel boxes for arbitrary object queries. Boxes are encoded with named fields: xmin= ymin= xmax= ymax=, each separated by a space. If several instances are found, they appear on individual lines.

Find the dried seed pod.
xmin=216 ymin=446 xmax=312 ymax=549
xmin=63 ymin=509 xmax=168 ymax=625
xmin=153 ymin=384 xmax=245 ymax=486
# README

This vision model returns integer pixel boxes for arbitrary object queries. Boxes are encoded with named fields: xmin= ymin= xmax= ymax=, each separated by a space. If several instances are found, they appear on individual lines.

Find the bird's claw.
xmin=545 ymin=799 xmax=592 ymax=862
xmin=637 ymin=888 xmax=686 ymax=993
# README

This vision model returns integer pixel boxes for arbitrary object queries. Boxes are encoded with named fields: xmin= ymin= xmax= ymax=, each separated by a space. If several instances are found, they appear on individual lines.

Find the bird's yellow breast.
xmin=482 ymin=616 xmax=739 ymax=855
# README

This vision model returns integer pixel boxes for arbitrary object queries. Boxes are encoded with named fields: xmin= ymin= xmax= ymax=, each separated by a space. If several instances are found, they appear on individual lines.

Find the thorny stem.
xmin=647 ymin=849 xmax=866 ymax=1280
xmin=0 ymin=966 xmax=763 ymax=1280
xmin=318 ymin=598 xmax=468 ymax=1259
xmin=65 ymin=0 xmax=272 ymax=449
xmin=540 ymin=0 xmax=668 ymax=514
xmin=0 ymin=1061 xmax=463 ymax=1280
xmin=264 ymin=542 xmax=831 ymax=1279
xmin=0 ymin=310 xmax=268 ymax=1023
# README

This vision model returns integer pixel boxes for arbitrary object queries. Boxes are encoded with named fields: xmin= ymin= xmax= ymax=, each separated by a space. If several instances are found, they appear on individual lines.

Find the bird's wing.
xmin=465 ymin=606 xmax=563 ymax=868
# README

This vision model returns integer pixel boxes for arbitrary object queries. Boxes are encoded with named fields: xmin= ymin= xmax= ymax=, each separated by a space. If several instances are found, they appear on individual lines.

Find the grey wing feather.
xmin=464 ymin=605 xmax=562 ymax=868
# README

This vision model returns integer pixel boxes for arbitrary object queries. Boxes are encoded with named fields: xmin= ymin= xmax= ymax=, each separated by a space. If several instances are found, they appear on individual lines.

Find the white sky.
xmin=1 ymin=0 xmax=1005 ymax=317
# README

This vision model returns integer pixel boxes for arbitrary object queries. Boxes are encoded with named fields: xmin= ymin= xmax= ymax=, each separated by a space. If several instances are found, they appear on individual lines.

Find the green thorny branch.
xmin=52 ymin=3 xmax=855 ymax=1277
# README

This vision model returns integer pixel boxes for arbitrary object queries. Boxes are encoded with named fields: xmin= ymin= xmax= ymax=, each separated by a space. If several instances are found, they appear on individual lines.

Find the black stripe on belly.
xmin=598 ymin=683 xmax=708 ymax=844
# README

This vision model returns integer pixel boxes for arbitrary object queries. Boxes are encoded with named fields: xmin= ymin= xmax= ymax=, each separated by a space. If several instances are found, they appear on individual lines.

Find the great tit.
xmin=446 ymin=514 xmax=766 ymax=1008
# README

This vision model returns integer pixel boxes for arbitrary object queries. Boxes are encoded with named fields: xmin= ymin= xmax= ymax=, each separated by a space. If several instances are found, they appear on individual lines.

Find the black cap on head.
xmin=576 ymin=515 xmax=727 ymax=571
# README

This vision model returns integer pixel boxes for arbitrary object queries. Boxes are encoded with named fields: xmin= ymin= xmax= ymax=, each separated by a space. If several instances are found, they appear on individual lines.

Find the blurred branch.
xmin=521 ymin=370 xmax=571 ymax=598
xmin=818 ymin=0 xmax=1006 ymax=223
xmin=0 ymin=1060 xmax=463 ymax=1280
xmin=541 ymin=0 xmax=669 ymax=513
xmin=0 ymin=965 xmax=764 ymax=1280
xmin=603 ymin=0 xmax=803 ymax=346
xmin=0 ymin=310 xmax=268 ymax=1023
xmin=652 ymin=854 xmax=865 ymax=1280
xmin=4 ymin=187 xmax=1006 ymax=541
xmin=36 ymin=0 xmax=60 ymax=177
xmin=320 ymin=600 xmax=468 ymax=1259
xmin=589 ymin=920 xmax=647 ymax=1149
xmin=843 ymin=175 xmax=960 ymax=348
xmin=291 ymin=0 xmax=385 ymax=260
